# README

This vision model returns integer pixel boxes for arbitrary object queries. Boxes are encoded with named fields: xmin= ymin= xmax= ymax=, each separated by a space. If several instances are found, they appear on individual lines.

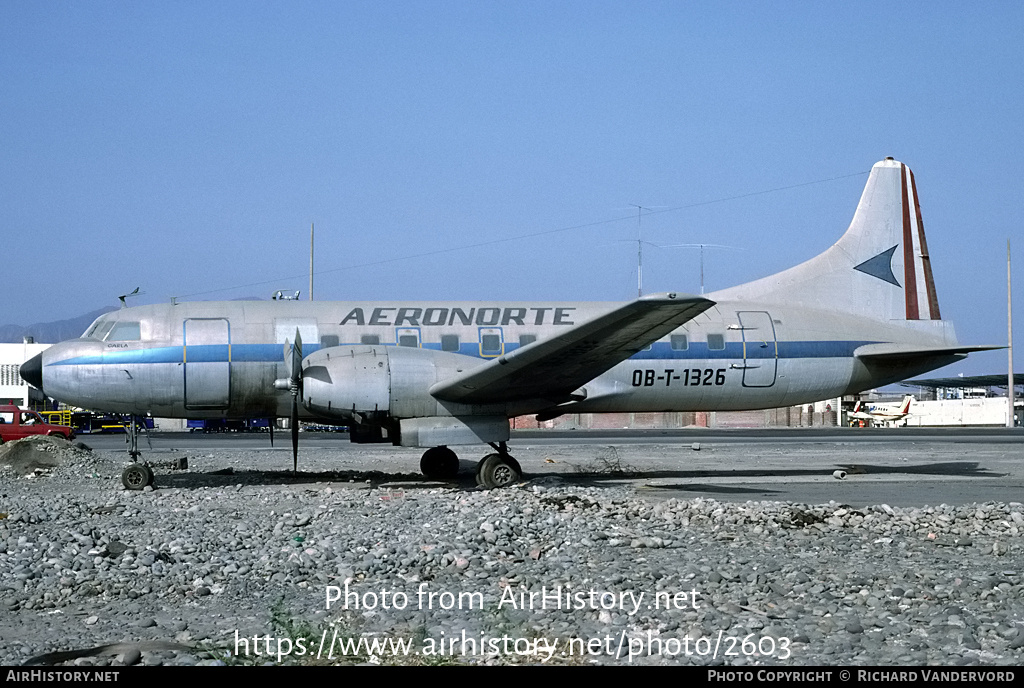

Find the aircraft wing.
xmin=430 ymin=293 xmax=714 ymax=405
xmin=854 ymin=343 xmax=1003 ymax=362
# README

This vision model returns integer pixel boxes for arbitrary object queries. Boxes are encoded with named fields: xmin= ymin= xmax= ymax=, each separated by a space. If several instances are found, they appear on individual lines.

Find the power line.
xmin=176 ymin=169 xmax=869 ymax=299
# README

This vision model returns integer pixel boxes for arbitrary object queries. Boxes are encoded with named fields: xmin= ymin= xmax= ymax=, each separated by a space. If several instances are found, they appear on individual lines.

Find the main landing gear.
xmin=420 ymin=446 xmax=459 ymax=479
xmin=418 ymin=442 xmax=522 ymax=488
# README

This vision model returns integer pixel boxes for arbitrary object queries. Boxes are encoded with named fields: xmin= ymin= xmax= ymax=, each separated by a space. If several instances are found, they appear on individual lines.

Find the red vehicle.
xmin=0 ymin=405 xmax=76 ymax=443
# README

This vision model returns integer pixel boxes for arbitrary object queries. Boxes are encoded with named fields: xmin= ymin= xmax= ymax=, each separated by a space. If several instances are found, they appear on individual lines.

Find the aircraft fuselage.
xmin=36 ymin=296 xmax=959 ymax=422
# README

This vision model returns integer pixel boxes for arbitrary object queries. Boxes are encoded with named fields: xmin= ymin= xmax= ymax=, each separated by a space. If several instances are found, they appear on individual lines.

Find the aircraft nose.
xmin=20 ymin=352 xmax=43 ymax=392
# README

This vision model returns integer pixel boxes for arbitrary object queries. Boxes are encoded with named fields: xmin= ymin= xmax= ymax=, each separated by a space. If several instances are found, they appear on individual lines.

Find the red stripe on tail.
xmin=901 ymin=165 xmax=920 ymax=319
xmin=909 ymin=168 xmax=941 ymax=319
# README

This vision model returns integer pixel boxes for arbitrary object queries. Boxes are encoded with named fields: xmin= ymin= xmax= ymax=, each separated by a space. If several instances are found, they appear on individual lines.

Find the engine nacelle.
xmin=300 ymin=345 xmax=486 ymax=421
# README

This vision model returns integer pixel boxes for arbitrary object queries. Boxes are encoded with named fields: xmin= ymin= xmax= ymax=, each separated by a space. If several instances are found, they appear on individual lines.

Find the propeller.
xmin=284 ymin=329 xmax=303 ymax=472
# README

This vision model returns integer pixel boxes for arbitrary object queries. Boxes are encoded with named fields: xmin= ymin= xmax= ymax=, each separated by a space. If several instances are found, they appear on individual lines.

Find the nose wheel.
xmin=121 ymin=463 xmax=154 ymax=490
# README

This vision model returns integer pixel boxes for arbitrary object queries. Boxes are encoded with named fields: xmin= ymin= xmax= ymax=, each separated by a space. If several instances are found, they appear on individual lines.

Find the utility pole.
xmin=630 ymin=205 xmax=647 ymax=297
xmin=309 ymin=222 xmax=315 ymax=301
xmin=1009 ymin=239 xmax=1015 ymax=427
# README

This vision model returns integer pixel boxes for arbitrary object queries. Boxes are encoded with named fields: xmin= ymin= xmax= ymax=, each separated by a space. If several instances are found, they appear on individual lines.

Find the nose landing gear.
xmin=121 ymin=414 xmax=155 ymax=490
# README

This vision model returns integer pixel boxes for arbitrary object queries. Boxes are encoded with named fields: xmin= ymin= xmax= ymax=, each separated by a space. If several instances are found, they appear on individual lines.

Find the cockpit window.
xmin=84 ymin=318 xmax=115 ymax=340
xmin=91 ymin=321 xmax=116 ymax=339
xmin=106 ymin=322 xmax=141 ymax=341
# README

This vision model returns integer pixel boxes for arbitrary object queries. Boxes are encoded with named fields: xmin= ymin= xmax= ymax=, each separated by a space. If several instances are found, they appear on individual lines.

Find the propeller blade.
xmin=290 ymin=329 xmax=303 ymax=387
xmin=269 ymin=418 xmax=274 ymax=447
xmin=288 ymin=328 xmax=303 ymax=473
xmin=291 ymin=399 xmax=299 ymax=472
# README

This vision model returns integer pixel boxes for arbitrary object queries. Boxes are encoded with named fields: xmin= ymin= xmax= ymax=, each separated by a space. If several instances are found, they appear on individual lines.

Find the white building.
xmin=0 ymin=341 xmax=50 ymax=407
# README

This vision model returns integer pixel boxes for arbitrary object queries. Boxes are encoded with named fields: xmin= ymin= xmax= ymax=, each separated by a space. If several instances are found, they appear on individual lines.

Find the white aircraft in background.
xmin=848 ymin=395 xmax=914 ymax=426
xmin=21 ymin=158 xmax=998 ymax=488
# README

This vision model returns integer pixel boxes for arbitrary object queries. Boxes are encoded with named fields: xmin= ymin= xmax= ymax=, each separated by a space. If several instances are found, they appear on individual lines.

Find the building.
xmin=0 ymin=340 xmax=50 ymax=407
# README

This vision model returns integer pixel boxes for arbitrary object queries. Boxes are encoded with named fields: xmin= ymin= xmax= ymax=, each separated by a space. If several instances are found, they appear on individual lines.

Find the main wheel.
xmin=476 ymin=453 xmax=521 ymax=489
xmin=121 ymin=464 xmax=153 ymax=490
xmin=420 ymin=446 xmax=459 ymax=479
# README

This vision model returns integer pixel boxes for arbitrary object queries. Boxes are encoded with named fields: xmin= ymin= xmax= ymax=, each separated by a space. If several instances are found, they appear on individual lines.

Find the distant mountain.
xmin=1 ymin=298 xmax=267 ymax=344
xmin=0 ymin=306 xmax=119 ymax=343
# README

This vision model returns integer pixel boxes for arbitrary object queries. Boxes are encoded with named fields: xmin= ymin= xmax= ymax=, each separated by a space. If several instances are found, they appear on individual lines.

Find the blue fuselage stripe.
xmin=48 ymin=340 xmax=876 ymax=366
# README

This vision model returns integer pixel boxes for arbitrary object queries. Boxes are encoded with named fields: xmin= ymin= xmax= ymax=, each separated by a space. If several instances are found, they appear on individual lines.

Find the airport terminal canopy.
xmin=903 ymin=374 xmax=1023 ymax=391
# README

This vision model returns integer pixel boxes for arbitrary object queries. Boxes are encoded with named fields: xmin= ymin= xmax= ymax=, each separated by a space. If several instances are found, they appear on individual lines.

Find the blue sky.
xmin=2 ymin=1 xmax=1021 ymax=376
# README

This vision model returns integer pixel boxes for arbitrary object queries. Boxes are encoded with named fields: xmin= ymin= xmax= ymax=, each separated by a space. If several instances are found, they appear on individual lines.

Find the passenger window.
xmin=396 ymin=328 xmax=420 ymax=348
xmin=107 ymin=322 xmax=141 ymax=341
xmin=671 ymin=334 xmax=688 ymax=351
xmin=519 ymin=334 xmax=537 ymax=347
xmin=441 ymin=335 xmax=460 ymax=352
xmin=481 ymin=334 xmax=502 ymax=356
xmin=361 ymin=335 xmax=380 ymax=345
xmin=320 ymin=335 xmax=339 ymax=348
xmin=707 ymin=334 xmax=725 ymax=350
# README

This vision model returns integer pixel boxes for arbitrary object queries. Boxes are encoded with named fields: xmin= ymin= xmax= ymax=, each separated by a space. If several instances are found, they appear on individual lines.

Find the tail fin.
xmin=899 ymin=395 xmax=913 ymax=414
xmin=713 ymin=158 xmax=944 ymax=323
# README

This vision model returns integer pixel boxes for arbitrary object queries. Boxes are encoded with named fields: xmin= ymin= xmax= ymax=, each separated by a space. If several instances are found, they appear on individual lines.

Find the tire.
xmin=121 ymin=464 xmax=153 ymax=490
xmin=420 ymin=446 xmax=459 ymax=479
xmin=476 ymin=453 xmax=521 ymax=489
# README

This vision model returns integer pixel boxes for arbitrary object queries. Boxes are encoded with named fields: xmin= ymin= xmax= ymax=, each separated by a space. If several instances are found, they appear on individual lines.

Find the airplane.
xmin=19 ymin=157 xmax=999 ymax=489
xmin=848 ymin=395 xmax=914 ymax=426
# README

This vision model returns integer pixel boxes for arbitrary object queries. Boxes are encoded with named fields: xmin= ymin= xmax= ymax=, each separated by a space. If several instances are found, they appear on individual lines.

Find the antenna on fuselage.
xmin=658 ymin=243 xmax=744 ymax=294
xmin=117 ymin=287 xmax=144 ymax=308
xmin=621 ymin=205 xmax=667 ymax=297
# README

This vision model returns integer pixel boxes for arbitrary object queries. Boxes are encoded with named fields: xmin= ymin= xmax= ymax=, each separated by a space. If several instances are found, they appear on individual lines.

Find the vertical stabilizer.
xmin=712 ymin=158 xmax=944 ymax=324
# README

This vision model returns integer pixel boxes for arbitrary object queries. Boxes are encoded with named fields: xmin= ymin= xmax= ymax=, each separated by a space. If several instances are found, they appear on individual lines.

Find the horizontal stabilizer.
xmin=430 ymin=293 xmax=714 ymax=405
xmin=855 ymin=343 xmax=1003 ymax=362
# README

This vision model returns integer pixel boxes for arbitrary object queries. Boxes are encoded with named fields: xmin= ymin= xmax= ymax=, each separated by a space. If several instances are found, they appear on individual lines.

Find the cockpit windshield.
xmin=82 ymin=317 xmax=141 ymax=341
xmin=83 ymin=317 xmax=115 ymax=340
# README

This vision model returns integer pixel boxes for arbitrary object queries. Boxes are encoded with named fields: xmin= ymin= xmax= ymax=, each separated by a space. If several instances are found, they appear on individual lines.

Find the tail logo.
xmin=853 ymin=245 xmax=900 ymax=287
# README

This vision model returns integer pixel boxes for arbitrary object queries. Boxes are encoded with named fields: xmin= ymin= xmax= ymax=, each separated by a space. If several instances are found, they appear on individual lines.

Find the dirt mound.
xmin=0 ymin=435 xmax=91 ymax=476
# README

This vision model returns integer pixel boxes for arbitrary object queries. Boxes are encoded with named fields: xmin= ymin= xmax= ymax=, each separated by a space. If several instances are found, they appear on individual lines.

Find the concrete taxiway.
xmin=81 ymin=427 xmax=1024 ymax=508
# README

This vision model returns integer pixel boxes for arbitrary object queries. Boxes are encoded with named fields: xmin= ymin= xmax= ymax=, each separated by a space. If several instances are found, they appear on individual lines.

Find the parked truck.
xmin=0 ymin=405 xmax=76 ymax=443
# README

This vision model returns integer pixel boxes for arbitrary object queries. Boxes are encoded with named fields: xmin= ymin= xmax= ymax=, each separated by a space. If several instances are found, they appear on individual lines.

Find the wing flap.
xmin=430 ymin=293 xmax=714 ymax=405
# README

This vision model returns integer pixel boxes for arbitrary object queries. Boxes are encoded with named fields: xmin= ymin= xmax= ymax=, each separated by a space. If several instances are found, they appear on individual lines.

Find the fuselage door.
xmin=184 ymin=318 xmax=231 ymax=409
xmin=737 ymin=311 xmax=777 ymax=387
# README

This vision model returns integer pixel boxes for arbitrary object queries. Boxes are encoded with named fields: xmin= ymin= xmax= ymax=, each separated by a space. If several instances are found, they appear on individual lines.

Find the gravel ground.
xmin=1 ymin=436 xmax=1022 ymax=666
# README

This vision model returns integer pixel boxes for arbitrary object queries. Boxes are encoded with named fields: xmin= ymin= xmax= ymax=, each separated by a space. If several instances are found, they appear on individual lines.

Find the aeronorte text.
xmin=337 ymin=306 xmax=576 ymax=327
